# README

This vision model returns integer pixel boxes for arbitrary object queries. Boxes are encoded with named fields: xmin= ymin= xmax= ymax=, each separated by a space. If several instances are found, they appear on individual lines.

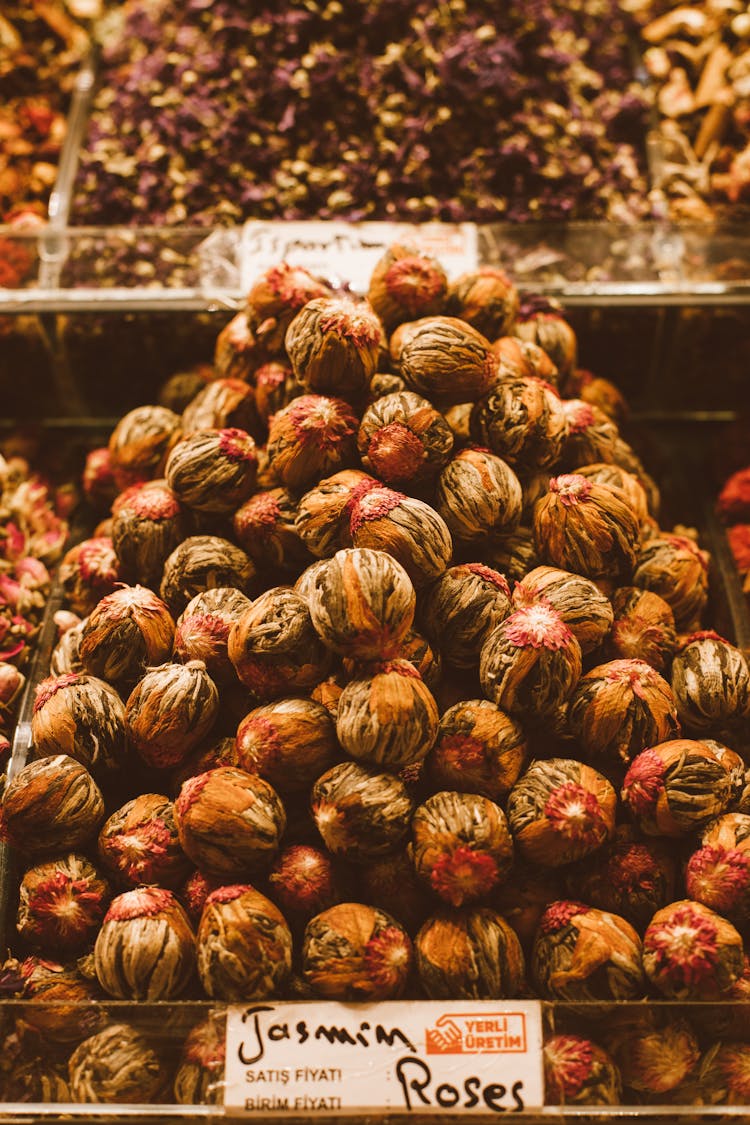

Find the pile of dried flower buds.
xmin=2 ymin=247 xmax=750 ymax=1108
xmin=717 ymin=463 xmax=750 ymax=600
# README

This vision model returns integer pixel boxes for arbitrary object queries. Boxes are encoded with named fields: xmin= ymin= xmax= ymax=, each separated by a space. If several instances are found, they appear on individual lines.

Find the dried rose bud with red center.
xmin=671 ymin=632 xmax=750 ymax=737
xmin=180 ymin=870 xmax=223 ymax=926
xmin=532 ymin=900 xmax=644 ymax=1001
xmin=59 ymin=537 xmax=121 ymax=616
xmin=196 ymin=883 xmax=292 ymax=1000
xmin=576 ymin=462 xmax=651 ymax=527
xmin=295 ymin=469 xmax=376 ymax=559
xmin=229 ymin=586 xmax=331 ymax=700
xmin=533 ymin=474 xmax=639 ymax=583
xmin=435 ymin=447 xmax=523 ymax=543
xmin=31 ymin=671 xmax=129 ymax=775
xmin=412 ymin=791 xmax=513 ymax=908
xmin=564 ymin=369 xmax=629 ymax=426
xmin=544 ymin=1034 xmax=622 ymax=1106
xmin=416 ymin=907 xmax=525 ymax=999
xmin=82 ymin=447 xmax=117 ymax=508
xmin=632 ymin=534 xmax=710 ymax=632
xmin=236 ymin=697 xmax=339 ymax=795
xmin=79 ymin=585 xmax=175 ymax=687
xmin=302 ymin=903 xmax=412 ymax=1001
xmin=428 ymin=699 xmax=527 ymax=803
xmin=311 ymin=761 xmax=414 ymax=863
xmin=419 ymin=562 xmax=510 ymax=671
xmin=512 ymin=565 xmax=613 ymax=655
xmin=108 ymin=405 xmax=182 ymax=491
xmin=605 ymin=586 xmax=677 ymax=673
xmin=174 ymin=1011 xmax=226 ymax=1107
xmin=110 ymin=479 xmax=186 ymax=589
xmin=266 ymin=394 xmax=358 ymax=492
xmin=94 ymin=886 xmax=195 ymax=1001
xmin=18 ymin=956 xmax=102 ymax=1045
xmin=286 ymin=296 xmax=383 ymax=400
xmin=98 ymin=793 xmax=190 ymax=890
xmin=165 ymin=427 xmax=258 ymax=514
xmin=446 ymin=267 xmax=519 ymax=341
xmin=0 ymin=661 xmax=25 ymax=722
xmin=160 ymin=534 xmax=256 ymax=616
xmin=391 ymin=316 xmax=494 ymax=406
xmin=642 ymin=899 xmax=744 ymax=999
xmin=246 ymin=262 xmax=331 ymax=355
xmin=158 ymin=367 xmax=213 ymax=413
xmin=268 ymin=844 xmax=341 ymax=922
xmin=514 ymin=310 xmax=577 ymax=378
xmin=622 ymin=740 xmax=734 ymax=837
xmin=254 ymin=362 xmax=300 ymax=427
xmin=717 ymin=467 xmax=750 ymax=524
xmin=358 ymin=390 xmax=454 ymax=489
xmin=601 ymin=1009 xmax=699 ymax=1096
xmin=233 ymin=488 xmax=310 ymax=574
xmin=561 ymin=399 xmax=622 ymax=470
xmin=470 ymin=376 xmax=567 ymax=473
xmin=214 ymin=309 xmax=265 ymax=381
xmin=686 ymin=813 xmax=750 ymax=926
xmin=367 ymin=243 xmax=448 ymax=333
xmin=125 ymin=660 xmax=219 ymax=769
xmin=348 ymin=485 xmax=452 ymax=588
xmin=17 ymin=853 xmax=111 ymax=956
xmin=173 ymin=587 xmax=251 ymax=684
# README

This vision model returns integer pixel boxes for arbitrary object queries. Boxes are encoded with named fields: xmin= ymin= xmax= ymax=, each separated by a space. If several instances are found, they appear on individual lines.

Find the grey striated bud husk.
xmin=428 ymin=699 xmax=527 ymax=803
xmin=470 ymin=376 xmax=568 ymax=473
xmin=480 ymin=526 xmax=540 ymax=585
xmin=420 ymin=563 xmax=511 ymax=670
xmin=532 ymin=900 xmax=645 ymax=1001
xmin=79 ymin=585 xmax=175 ymax=686
xmin=196 ymin=884 xmax=292 ymax=1000
xmin=435 ymin=448 xmax=523 ymax=543
xmin=98 ymin=793 xmax=190 ymax=890
xmin=311 ymin=761 xmax=414 ymax=862
xmin=671 ymin=633 xmax=750 ymax=736
xmin=285 ymin=296 xmax=383 ymax=399
xmin=295 ymin=470 xmax=375 ymax=559
xmin=174 ymin=586 xmax=252 ymax=684
xmin=357 ymin=390 xmax=454 ymax=489
xmin=31 ymin=672 xmax=129 ymax=774
xmin=160 ymin=535 xmax=256 ymax=615
xmin=181 ymin=377 xmax=260 ymax=437
xmin=94 ymin=887 xmax=195 ymax=1001
xmin=108 ymin=405 xmax=182 ymax=489
xmin=415 ymin=907 xmax=525 ymax=999
xmin=125 ymin=661 xmax=219 ymax=769
xmin=68 ymin=1023 xmax=168 ymax=1104
xmin=50 ymin=618 xmax=86 ymax=676
xmin=111 ymin=479 xmax=187 ymax=588
xmin=233 ymin=487 xmax=311 ymax=574
xmin=2 ymin=755 xmax=105 ymax=855
xmin=390 ymin=316 xmax=494 ymax=405
xmin=335 ymin=659 xmax=439 ymax=771
xmin=229 ymin=586 xmax=331 ymax=699
xmin=165 ymin=427 xmax=258 ymax=514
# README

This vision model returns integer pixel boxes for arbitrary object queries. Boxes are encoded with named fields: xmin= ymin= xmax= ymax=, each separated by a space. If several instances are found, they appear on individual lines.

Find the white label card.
xmin=224 ymin=1000 xmax=544 ymax=1116
xmin=240 ymin=221 xmax=479 ymax=292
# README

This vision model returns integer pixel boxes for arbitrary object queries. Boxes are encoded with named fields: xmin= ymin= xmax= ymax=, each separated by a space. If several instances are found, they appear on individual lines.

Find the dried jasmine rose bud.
xmin=446 ymin=267 xmax=519 ymax=340
xmin=367 ymin=244 xmax=447 ymax=334
xmin=236 ymin=697 xmax=338 ymax=796
xmin=567 ymin=659 xmax=680 ymax=765
xmin=481 ymin=526 xmax=540 ymax=584
xmin=336 ymin=660 xmax=438 ymax=771
xmin=159 ymin=367 xmax=212 ymax=413
xmin=256 ymin=360 xmax=301 ymax=422
xmin=4 ymin=1061 xmax=70 ymax=1104
xmin=94 ymin=886 xmax=195 ymax=1001
xmin=160 ymin=535 xmax=256 ymax=615
xmin=532 ymin=900 xmax=644 ymax=1001
xmin=165 ymin=428 xmax=258 ymax=514
xmin=671 ymin=632 xmax=750 ymax=736
xmin=427 ymin=699 xmax=526 ymax=802
xmin=110 ymin=479 xmax=187 ymax=589
xmin=512 ymin=565 xmax=614 ymax=655
xmin=68 ymin=1023 xmax=167 ymax=1104
xmin=412 ymin=791 xmax=513 ymax=907
xmin=2 ymin=755 xmax=104 ymax=855
xmin=479 ymin=604 xmax=582 ymax=721
xmin=349 ymin=485 xmax=453 ymax=588
xmin=492 ymin=863 xmax=558 ymax=951
xmin=514 ymin=311 xmax=578 ymax=379
xmin=295 ymin=470 xmax=376 ymax=558
xmin=233 ymin=488 xmax=310 ymax=574
xmin=642 ymin=899 xmax=744 ymax=999
xmin=229 ymin=587 xmax=330 ymax=700
xmin=490 ymin=336 xmax=558 ymax=387
xmin=357 ymin=849 xmax=431 ymax=936
xmin=303 ymin=902 xmax=412 ymax=1000
xmin=311 ymin=760 xmax=414 ymax=862
xmin=391 ymin=316 xmax=493 ymax=406
xmin=415 ymin=907 xmax=525 ymax=999
xmin=214 ymin=309 xmax=265 ymax=381
xmin=0 ymin=662 xmax=25 ymax=724
xmin=286 ymin=297 xmax=382 ymax=400
xmin=561 ymin=400 xmax=622 ymax=470
xmin=246 ymin=262 xmax=331 ymax=355
xmin=176 ymin=767 xmax=285 ymax=878
xmin=543 ymin=1034 xmax=622 ymax=1106
xmin=266 ymin=394 xmax=358 ymax=493
xmin=79 ymin=585 xmax=175 ymax=686
xmin=622 ymin=739 xmax=734 ymax=837
xmin=673 ymin=1041 xmax=750 ymax=1106
xmin=470 ymin=377 xmax=567 ymax=473
xmin=59 ymin=537 xmax=121 ymax=615
xmin=576 ymin=462 xmax=650 ymax=527
xmin=307 ymin=547 xmax=415 ymax=660
xmin=310 ymin=672 xmax=346 ymax=720
xmin=31 ymin=672 xmax=129 ymax=774
xmin=180 ymin=870 xmax=222 ymax=926
xmin=108 ymin=405 xmax=182 ymax=490
xmin=17 ymin=853 xmax=110 ymax=956
xmin=565 ymin=369 xmax=629 ymax=427
xmin=707 ymin=742 xmax=747 ymax=808
xmin=435 ymin=448 xmax=523 ymax=543
xmin=369 ymin=372 xmax=407 ymax=399
xmin=389 ymin=628 xmax=441 ymax=693
xmin=686 ymin=813 xmax=750 ymax=926
xmin=173 ymin=1011 xmax=226 ymax=1107
xmin=358 ymin=391 xmax=453 ymax=489
xmin=507 ymin=758 xmax=616 ymax=867
xmin=50 ymin=619 xmax=86 ymax=676
xmin=173 ymin=587 xmax=252 ymax=685
xmin=601 ymin=1010 xmax=699 ymax=1097
xmin=632 ymin=534 xmax=710 ymax=632
xmin=82 ymin=447 xmax=117 ymax=509
xmin=268 ymin=844 xmax=341 ymax=923
xmin=98 ymin=793 xmax=190 ymax=890
xmin=126 ymin=661 xmax=219 ymax=769
xmin=605 ymin=586 xmax=677 ymax=673
xmin=16 ymin=957 xmax=102 ymax=1045
xmin=182 ymin=377 xmax=260 ymax=438
xmin=196 ymin=883 xmax=292 ymax=1000
xmin=534 ymin=474 xmax=640 ymax=583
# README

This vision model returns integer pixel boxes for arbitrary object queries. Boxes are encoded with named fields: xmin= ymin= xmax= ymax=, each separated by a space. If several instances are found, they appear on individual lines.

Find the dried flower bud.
xmin=565 ymin=369 xmax=629 ymax=427
xmin=295 ymin=470 xmax=375 ymax=558
xmin=490 ymin=336 xmax=556 ymax=386
xmin=390 ymin=628 xmax=441 ymax=693
xmin=98 ymin=793 xmax=190 ymax=889
xmin=182 ymin=377 xmax=260 ymax=438
xmin=110 ymin=479 xmax=187 ymax=589
xmin=671 ymin=632 xmax=750 ymax=736
xmin=174 ymin=587 xmax=252 ymax=684
xmin=214 ymin=310 xmax=265 ymax=381
xmin=481 ymin=526 xmax=540 ymax=584
xmin=94 ymin=886 xmax=195 ymax=1000
xmin=229 ymin=587 xmax=330 ymax=699
xmin=560 ymin=401 xmax=625 ymax=473
xmin=174 ymin=1011 xmax=226 ymax=1106
xmin=286 ymin=296 xmax=382 ymax=400
xmin=311 ymin=761 xmax=413 ymax=862
xmin=544 ymin=1034 xmax=622 ymax=1106
xmin=82 ymin=446 xmax=117 ymax=509
xmin=176 ymin=767 xmax=285 ymax=878
xmin=160 ymin=535 xmax=256 ymax=615
xmin=534 ymin=474 xmax=640 ymax=582
xmin=236 ymin=697 xmax=338 ymax=795
xmin=575 ymin=462 xmax=650 ymax=527
xmin=532 ymin=900 xmax=644 ymax=1001
xmin=369 ymin=372 xmax=407 ymax=400
xmin=126 ymin=661 xmax=219 ymax=769
xmin=633 ymin=535 xmax=710 ymax=631
xmin=31 ymin=672 xmax=128 ymax=774
xmin=367 ymin=243 xmax=447 ymax=333
xmin=470 ymin=377 xmax=567 ymax=473
xmin=412 ymin=791 xmax=513 ymax=908
xmin=446 ymin=267 xmax=519 ymax=340
xmin=601 ymin=1010 xmax=699 ymax=1096
xmin=507 ymin=758 xmax=616 ymax=867
xmin=622 ymin=739 xmax=734 ymax=837
xmin=643 ymin=899 xmax=744 ymax=1000
xmin=266 ymin=394 xmax=358 ymax=492
xmin=336 ymin=660 xmax=439 ymax=772
xmin=79 ymin=585 xmax=175 ymax=686
xmin=68 ymin=1023 xmax=167 ymax=1104
xmin=0 ymin=661 xmax=25 ymax=722
xmin=391 ymin=316 xmax=494 ymax=406
xmin=108 ymin=405 xmax=182 ymax=490
xmin=686 ymin=813 xmax=750 ymax=926
xmin=196 ymin=883 xmax=292 ymax=1000
xmin=415 ymin=907 xmax=525 ymax=999
xmin=17 ymin=853 xmax=110 ymax=956
xmin=159 ymin=368 xmax=212 ymax=413
xmin=59 ymin=537 xmax=121 ymax=616
xmin=2 ymin=755 xmax=104 ymax=855
xmin=677 ymin=1041 xmax=750 ymax=1106
xmin=357 ymin=849 xmax=431 ymax=936
xmin=515 ymin=313 xmax=577 ymax=379
xmin=307 ymin=547 xmax=415 ymax=660
xmin=567 ymin=659 xmax=680 ymax=764
xmin=435 ymin=448 xmax=523 ymax=542
xmin=233 ymin=488 xmax=310 ymax=574
xmin=268 ymin=844 xmax=341 ymax=923
xmin=349 ymin=485 xmax=453 ymax=587
xmin=16 ymin=956 xmax=102 ymax=1045
xmin=310 ymin=672 xmax=346 ymax=719
xmin=165 ymin=428 xmax=258 ymax=514
xmin=512 ymin=565 xmax=614 ymax=655
xmin=50 ymin=618 xmax=86 ymax=676
xmin=180 ymin=870 xmax=222 ymax=926
xmin=479 ymin=604 xmax=582 ymax=720
xmin=4 ymin=1061 xmax=71 ymax=1104
xmin=302 ymin=902 xmax=412 ymax=1000
xmin=247 ymin=262 xmax=331 ymax=355
xmin=358 ymin=391 xmax=454 ymax=489
xmin=605 ymin=586 xmax=677 ymax=673
xmin=428 ymin=699 xmax=526 ymax=803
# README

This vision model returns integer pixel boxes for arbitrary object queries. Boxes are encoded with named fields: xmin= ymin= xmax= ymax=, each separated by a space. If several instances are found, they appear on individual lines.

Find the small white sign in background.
xmin=240 ymin=221 xmax=479 ymax=292
xmin=224 ymin=1000 xmax=543 ymax=1116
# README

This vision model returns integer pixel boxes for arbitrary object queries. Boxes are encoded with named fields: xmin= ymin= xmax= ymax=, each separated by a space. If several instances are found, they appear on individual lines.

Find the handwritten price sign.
xmin=224 ymin=1000 xmax=543 ymax=1115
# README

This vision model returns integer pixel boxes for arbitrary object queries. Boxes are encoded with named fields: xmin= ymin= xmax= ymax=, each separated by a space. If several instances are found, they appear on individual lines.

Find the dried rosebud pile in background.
xmin=717 ymin=464 xmax=750 ymax=600
xmin=72 ymin=0 xmax=651 ymax=225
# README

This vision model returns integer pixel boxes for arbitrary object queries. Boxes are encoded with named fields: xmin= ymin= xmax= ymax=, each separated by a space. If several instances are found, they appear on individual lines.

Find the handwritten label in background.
xmin=224 ymin=1000 xmax=544 ymax=1116
xmin=239 ymin=221 xmax=479 ymax=292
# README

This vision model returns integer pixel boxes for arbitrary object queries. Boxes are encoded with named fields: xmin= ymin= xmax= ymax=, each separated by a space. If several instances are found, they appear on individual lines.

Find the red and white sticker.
xmin=224 ymin=1000 xmax=543 ymax=1115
